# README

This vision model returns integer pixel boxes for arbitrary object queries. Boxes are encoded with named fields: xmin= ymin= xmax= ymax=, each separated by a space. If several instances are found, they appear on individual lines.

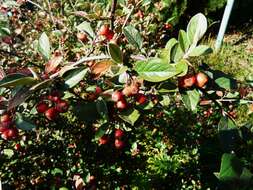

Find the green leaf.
xmin=0 ymin=27 xmax=10 ymax=36
xmin=76 ymin=21 xmax=95 ymax=40
xmin=178 ymin=30 xmax=189 ymax=53
xmin=108 ymin=43 xmax=123 ymax=63
xmin=38 ymin=32 xmax=51 ymax=60
xmin=217 ymin=153 xmax=243 ymax=181
xmin=240 ymin=168 xmax=253 ymax=181
xmin=188 ymin=45 xmax=213 ymax=57
xmin=0 ymin=74 xmax=37 ymax=88
xmin=161 ymin=38 xmax=178 ymax=63
xmin=2 ymin=149 xmax=14 ymax=158
xmin=123 ymin=25 xmax=143 ymax=50
xmin=160 ymin=95 xmax=170 ymax=106
xmin=59 ymin=187 xmax=68 ymax=190
xmin=134 ymin=58 xmax=181 ymax=82
xmin=119 ymin=108 xmax=140 ymax=126
xmin=187 ymin=13 xmax=207 ymax=45
xmin=181 ymin=89 xmax=200 ymax=111
xmin=158 ymin=81 xmax=177 ymax=93
xmin=175 ymin=59 xmax=188 ymax=77
xmin=63 ymin=68 xmax=88 ymax=88
xmin=218 ymin=116 xmax=239 ymax=152
xmin=15 ymin=113 xmax=36 ymax=131
xmin=73 ymin=101 xmax=100 ymax=123
xmin=171 ymin=43 xmax=184 ymax=62
xmin=94 ymin=123 xmax=108 ymax=139
xmin=51 ymin=168 xmax=64 ymax=176
xmin=215 ymin=77 xmax=235 ymax=90
xmin=30 ymin=79 xmax=53 ymax=91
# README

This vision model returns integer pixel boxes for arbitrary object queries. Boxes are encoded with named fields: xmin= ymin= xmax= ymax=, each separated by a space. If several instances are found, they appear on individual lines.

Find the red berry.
xmin=164 ymin=23 xmax=172 ymax=30
xmin=95 ymin=86 xmax=102 ymax=95
xmin=116 ymin=99 xmax=127 ymax=110
xmin=1 ymin=121 xmax=12 ymax=128
xmin=0 ymin=125 xmax=9 ymax=133
xmin=99 ymin=135 xmax=109 ymax=145
xmin=99 ymin=25 xmax=110 ymax=36
xmin=45 ymin=107 xmax=58 ymax=121
xmin=112 ymin=91 xmax=123 ymax=102
xmin=1 ymin=114 xmax=11 ymax=123
xmin=48 ymin=91 xmax=62 ymax=102
xmin=1 ymin=131 xmax=8 ymax=140
xmin=178 ymin=75 xmax=196 ymax=88
xmin=36 ymin=102 xmax=49 ymax=113
xmin=114 ymin=129 xmax=124 ymax=139
xmin=195 ymin=72 xmax=208 ymax=88
xmin=55 ymin=100 xmax=69 ymax=113
xmin=115 ymin=139 xmax=124 ymax=149
xmin=105 ymin=31 xmax=114 ymax=40
xmin=2 ymin=36 xmax=13 ymax=44
xmin=7 ymin=128 xmax=18 ymax=139
xmin=14 ymin=143 xmax=21 ymax=151
xmin=136 ymin=93 xmax=147 ymax=105
xmin=2 ymin=128 xmax=18 ymax=140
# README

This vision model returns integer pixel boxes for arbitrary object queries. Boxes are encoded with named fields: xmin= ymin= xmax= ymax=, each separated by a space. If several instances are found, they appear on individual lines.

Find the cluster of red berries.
xmin=178 ymin=72 xmax=208 ymax=89
xmin=98 ymin=25 xmax=114 ymax=40
xmin=36 ymin=91 xmax=69 ymax=121
xmin=99 ymin=129 xmax=125 ymax=149
xmin=0 ymin=114 xmax=19 ymax=140
xmin=111 ymin=83 xmax=148 ymax=110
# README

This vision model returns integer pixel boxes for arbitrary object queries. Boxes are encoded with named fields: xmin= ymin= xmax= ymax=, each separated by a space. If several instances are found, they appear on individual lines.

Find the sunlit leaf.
xmin=119 ymin=108 xmax=140 ymax=126
xmin=63 ymin=68 xmax=88 ymax=88
xmin=123 ymin=25 xmax=143 ymax=50
xmin=38 ymin=32 xmax=51 ymax=60
xmin=91 ymin=60 xmax=113 ymax=78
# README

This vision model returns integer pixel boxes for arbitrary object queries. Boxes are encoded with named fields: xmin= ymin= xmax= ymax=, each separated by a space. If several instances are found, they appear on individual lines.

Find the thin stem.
xmin=122 ymin=5 xmax=134 ymax=29
xmin=27 ymin=0 xmax=44 ymax=11
xmin=45 ymin=0 xmax=56 ymax=25
xmin=110 ymin=0 xmax=117 ymax=30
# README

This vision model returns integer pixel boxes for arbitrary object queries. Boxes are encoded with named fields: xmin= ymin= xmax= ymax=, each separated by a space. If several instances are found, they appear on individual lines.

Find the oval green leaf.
xmin=0 ymin=74 xmax=37 ymax=88
xmin=108 ymin=42 xmax=123 ymax=63
xmin=38 ymin=32 xmax=51 ymax=60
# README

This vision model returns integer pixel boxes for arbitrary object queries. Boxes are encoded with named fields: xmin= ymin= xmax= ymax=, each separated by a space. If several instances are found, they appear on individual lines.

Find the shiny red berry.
xmin=36 ymin=102 xmax=49 ymax=113
xmin=136 ymin=93 xmax=147 ymax=105
xmin=14 ymin=143 xmax=21 ymax=151
xmin=115 ymin=139 xmax=124 ymax=149
xmin=114 ymin=129 xmax=124 ymax=139
xmin=116 ymin=99 xmax=127 ymax=110
xmin=99 ymin=135 xmax=109 ymax=145
xmin=1 ymin=114 xmax=11 ymax=123
xmin=45 ymin=107 xmax=58 ymax=121
xmin=55 ymin=100 xmax=69 ymax=113
xmin=99 ymin=25 xmax=110 ymax=36
xmin=178 ymin=75 xmax=196 ymax=88
xmin=112 ymin=91 xmax=123 ymax=102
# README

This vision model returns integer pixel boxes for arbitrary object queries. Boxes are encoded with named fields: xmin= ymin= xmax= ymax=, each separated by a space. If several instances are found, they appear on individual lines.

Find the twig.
xmin=27 ymin=0 xmax=44 ymax=11
xmin=110 ymin=0 xmax=117 ymax=30
xmin=122 ymin=5 xmax=134 ymax=29
xmin=45 ymin=0 xmax=56 ymax=26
